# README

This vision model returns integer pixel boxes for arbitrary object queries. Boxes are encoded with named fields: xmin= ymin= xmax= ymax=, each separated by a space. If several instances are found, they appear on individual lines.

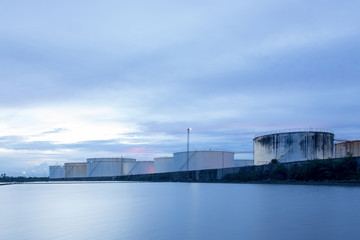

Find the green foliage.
xmin=0 ymin=176 xmax=49 ymax=182
xmin=270 ymin=165 xmax=287 ymax=180
xmin=223 ymin=157 xmax=360 ymax=183
xmin=270 ymin=159 xmax=279 ymax=164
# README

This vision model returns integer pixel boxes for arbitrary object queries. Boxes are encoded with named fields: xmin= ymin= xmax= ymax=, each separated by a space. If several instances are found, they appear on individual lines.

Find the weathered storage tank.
xmin=87 ymin=158 xmax=136 ymax=177
xmin=173 ymin=150 xmax=234 ymax=171
xmin=49 ymin=165 xmax=65 ymax=179
xmin=234 ymin=160 xmax=254 ymax=167
xmin=64 ymin=162 xmax=87 ymax=178
xmin=335 ymin=140 xmax=360 ymax=158
xmin=254 ymin=130 xmax=334 ymax=165
xmin=154 ymin=157 xmax=175 ymax=173
xmin=123 ymin=161 xmax=154 ymax=175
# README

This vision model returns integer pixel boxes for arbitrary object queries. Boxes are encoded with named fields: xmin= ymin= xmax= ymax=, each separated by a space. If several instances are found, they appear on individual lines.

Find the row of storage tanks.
xmin=49 ymin=158 xmax=154 ymax=179
xmin=49 ymin=129 xmax=360 ymax=179
xmin=49 ymin=152 xmax=253 ymax=179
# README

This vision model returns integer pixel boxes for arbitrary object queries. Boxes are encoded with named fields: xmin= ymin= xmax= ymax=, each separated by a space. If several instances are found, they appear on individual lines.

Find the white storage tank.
xmin=123 ymin=161 xmax=154 ymax=175
xmin=154 ymin=157 xmax=175 ymax=173
xmin=49 ymin=165 xmax=65 ymax=179
xmin=173 ymin=150 xmax=234 ymax=171
xmin=254 ymin=129 xmax=334 ymax=165
xmin=234 ymin=160 xmax=254 ymax=167
xmin=335 ymin=140 xmax=360 ymax=158
xmin=87 ymin=158 xmax=136 ymax=177
xmin=64 ymin=162 xmax=87 ymax=178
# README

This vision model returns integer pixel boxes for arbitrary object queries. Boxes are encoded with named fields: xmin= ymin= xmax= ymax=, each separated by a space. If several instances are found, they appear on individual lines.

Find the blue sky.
xmin=1 ymin=1 xmax=360 ymax=176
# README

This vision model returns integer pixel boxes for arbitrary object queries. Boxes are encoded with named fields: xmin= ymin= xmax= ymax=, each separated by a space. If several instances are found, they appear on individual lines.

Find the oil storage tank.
xmin=154 ymin=157 xmax=175 ymax=173
xmin=64 ymin=162 xmax=87 ymax=178
xmin=335 ymin=140 xmax=360 ymax=158
xmin=87 ymin=158 xmax=136 ymax=177
xmin=173 ymin=150 xmax=234 ymax=171
xmin=123 ymin=161 xmax=154 ymax=175
xmin=254 ymin=129 xmax=334 ymax=165
xmin=49 ymin=165 xmax=65 ymax=179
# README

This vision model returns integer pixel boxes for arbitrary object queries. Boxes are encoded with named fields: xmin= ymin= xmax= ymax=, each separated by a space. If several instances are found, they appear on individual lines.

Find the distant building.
xmin=335 ymin=140 xmax=360 ymax=158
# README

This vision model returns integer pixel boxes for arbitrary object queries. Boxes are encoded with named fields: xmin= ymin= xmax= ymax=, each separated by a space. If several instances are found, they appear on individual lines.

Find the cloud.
xmin=0 ymin=1 xmax=360 ymax=175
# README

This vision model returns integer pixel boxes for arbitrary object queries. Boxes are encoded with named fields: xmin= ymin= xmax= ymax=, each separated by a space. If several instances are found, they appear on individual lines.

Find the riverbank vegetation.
xmin=0 ymin=176 xmax=49 ymax=183
xmin=223 ymin=156 xmax=359 ymax=183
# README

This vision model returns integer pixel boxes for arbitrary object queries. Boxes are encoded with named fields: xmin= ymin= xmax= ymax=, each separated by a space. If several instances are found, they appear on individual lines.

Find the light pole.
xmin=187 ymin=128 xmax=192 ymax=171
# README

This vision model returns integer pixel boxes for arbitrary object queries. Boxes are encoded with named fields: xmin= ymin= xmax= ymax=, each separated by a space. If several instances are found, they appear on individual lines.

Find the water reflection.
xmin=1 ymin=182 xmax=360 ymax=240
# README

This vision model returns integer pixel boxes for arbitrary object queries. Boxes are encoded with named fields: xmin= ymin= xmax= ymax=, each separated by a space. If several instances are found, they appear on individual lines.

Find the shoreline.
xmin=3 ymin=179 xmax=360 ymax=187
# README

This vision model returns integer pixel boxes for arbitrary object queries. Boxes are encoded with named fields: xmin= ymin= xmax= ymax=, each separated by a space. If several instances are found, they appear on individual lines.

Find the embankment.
xmin=53 ymin=157 xmax=360 ymax=184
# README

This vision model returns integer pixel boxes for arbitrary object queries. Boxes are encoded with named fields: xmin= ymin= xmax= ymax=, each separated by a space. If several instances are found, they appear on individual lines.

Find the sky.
xmin=1 ymin=1 xmax=360 ymax=176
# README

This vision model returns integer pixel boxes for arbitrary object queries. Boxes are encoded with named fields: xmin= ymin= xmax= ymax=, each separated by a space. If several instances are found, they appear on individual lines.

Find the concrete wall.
xmin=335 ymin=141 xmax=360 ymax=158
xmin=49 ymin=165 xmax=65 ymax=179
xmin=254 ymin=131 xmax=334 ymax=165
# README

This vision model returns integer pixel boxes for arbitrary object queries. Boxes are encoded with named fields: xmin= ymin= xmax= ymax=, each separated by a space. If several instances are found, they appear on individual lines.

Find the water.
xmin=1 ymin=182 xmax=360 ymax=240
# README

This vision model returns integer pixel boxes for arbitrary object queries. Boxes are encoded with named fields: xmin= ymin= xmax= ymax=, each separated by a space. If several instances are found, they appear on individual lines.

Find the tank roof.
xmin=174 ymin=150 xmax=235 ymax=154
xmin=254 ymin=128 xmax=334 ymax=139
xmin=335 ymin=140 xmax=360 ymax=144
xmin=87 ymin=157 xmax=136 ymax=162
xmin=64 ymin=162 xmax=87 ymax=165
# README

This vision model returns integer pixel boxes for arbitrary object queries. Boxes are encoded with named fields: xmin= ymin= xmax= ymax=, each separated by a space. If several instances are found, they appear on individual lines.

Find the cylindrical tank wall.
xmin=154 ymin=157 xmax=175 ymax=173
xmin=49 ymin=165 xmax=65 ymax=178
xmin=335 ymin=141 xmax=360 ymax=158
xmin=87 ymin=158 xmax=136 ymax=177
xmin=64 ymin=163 xmax=87 ymax=178
xmin=254 ymin=131 xmax=334 ymax=165
xmin=173 ymin=151 xmax=234 ymax=171
xmin=123 ymin=161 xmax=154 ymax=175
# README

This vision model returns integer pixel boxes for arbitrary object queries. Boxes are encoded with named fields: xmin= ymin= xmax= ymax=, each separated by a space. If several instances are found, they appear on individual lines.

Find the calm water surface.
xmin=1 ymin=182 xmax=360 ymax=240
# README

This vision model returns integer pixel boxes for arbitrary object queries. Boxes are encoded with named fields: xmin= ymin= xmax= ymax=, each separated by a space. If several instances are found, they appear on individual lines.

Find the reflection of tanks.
xmin=254 ymin=130 xmax=334 ymax=165
xmin=335 ymin=141 xmax=360 ymax=158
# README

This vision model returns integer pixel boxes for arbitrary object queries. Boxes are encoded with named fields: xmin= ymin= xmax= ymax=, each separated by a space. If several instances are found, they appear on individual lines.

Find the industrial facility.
xmin=254 ymin=130 xmax=334 ymax=165
xmin=49 ymin=128 xmax=357 ymax=180
xmin=335 ymin=140 xmax=360 ymax=158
